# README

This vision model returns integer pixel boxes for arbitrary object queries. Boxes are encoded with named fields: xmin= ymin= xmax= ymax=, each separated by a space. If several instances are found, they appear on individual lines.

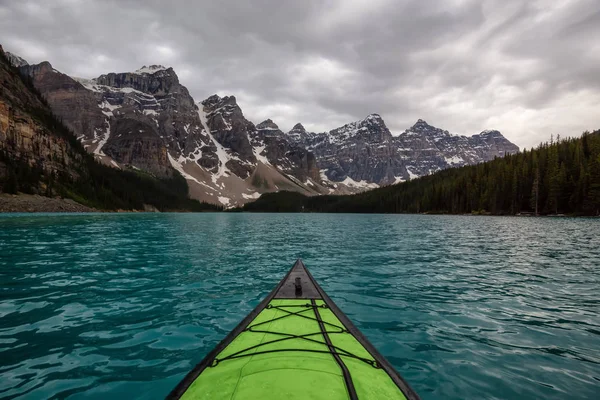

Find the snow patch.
xmin=340 ymin=176 xmax=379 ymax=189
xmin=134 ymin=65 xmax=167 ymax=74
xmin=73 ymin=77 xmax=102 ymax=92
xmin=210 ymin=136 xmax=232 ymax=184
xmin=168 ymin=152 xmax=212 ymax=190
xmin=445 ymin=155 xmax=464 ymax=165
xmin=100 ymin=100 xmax=121 ymax=117
xmin=287 ymin=174 xmax=306 ymax=187
xmin=242 ymin=192 xmax=261 ymax=200
xmin=198 ymin=106 xmax=211 ymax=135
xmin=406 ymin=167 xmax=419 ymax=180
xmin=253 ymin=145 xmax=270 ymax=165
xmin=94 ymin=120 xmax=111 ymax=156
xmin=198 ymin=109 xmax=232 ymax=183
xmin=218 ymin=196 xmax=231 ymax=206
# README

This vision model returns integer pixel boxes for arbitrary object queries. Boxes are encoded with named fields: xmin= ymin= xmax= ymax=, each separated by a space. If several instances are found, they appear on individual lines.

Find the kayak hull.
xmin=168 ymin=260 xmax=419 ymax=400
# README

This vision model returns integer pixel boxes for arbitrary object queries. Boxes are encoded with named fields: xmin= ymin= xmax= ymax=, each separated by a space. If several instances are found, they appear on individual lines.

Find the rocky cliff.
xmin=252 ymin=119 xmax=320 ymax=183
xmin=0 ymin=49 xmax=82 ymax=190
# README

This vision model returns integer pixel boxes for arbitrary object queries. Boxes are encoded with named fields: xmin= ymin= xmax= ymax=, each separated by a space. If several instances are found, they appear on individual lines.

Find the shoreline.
xmin=1 ymin=194 xmax=594 ymax=217
xmin=0 ymin=193 xmax=98 ymax=213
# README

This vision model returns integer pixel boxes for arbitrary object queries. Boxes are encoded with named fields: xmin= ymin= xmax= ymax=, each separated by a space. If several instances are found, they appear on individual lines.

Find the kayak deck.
xmin=169 ymin=260 xmax=418 ymax=400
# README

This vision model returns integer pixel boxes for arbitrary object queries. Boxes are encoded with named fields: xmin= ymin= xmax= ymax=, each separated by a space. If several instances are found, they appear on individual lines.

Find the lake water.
xmin=0 ymin=213 xmax=599 ymax=399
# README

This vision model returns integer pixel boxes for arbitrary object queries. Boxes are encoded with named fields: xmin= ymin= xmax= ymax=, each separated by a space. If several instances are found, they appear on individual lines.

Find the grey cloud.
xmin=1 ymin=0 xmax=599 ymax=148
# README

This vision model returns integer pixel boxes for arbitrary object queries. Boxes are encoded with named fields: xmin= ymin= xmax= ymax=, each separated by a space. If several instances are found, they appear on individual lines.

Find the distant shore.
xmin=0 ymin=193 xmax=96 ymax=213
xmin=1 ymin=193 xmax=594 ymax=216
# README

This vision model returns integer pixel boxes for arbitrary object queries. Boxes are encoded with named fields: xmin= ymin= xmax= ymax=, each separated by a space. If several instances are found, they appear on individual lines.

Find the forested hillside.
xmin=0 ymin=48 xmax=220 ymax=212
xmin=241 ymin=131 xmax=600 ymax=216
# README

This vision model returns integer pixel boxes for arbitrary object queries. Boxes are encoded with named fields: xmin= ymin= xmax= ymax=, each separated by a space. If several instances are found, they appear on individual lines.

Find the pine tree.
xmin=530 ymin=167 xmax=540 ymax=215
xmin=511 ymin=170 xmax=519 ymax=214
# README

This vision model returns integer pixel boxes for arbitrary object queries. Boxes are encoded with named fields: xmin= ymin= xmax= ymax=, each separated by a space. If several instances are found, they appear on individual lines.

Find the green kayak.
xmin=168 ymin=259 xmax=419 ymax=400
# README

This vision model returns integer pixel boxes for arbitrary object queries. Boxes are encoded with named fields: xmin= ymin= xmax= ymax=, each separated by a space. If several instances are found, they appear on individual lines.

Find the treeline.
xmin=241 ymin=131 xmax=600 ymax=216
xmin=0 ymin=144 xmax=221 ymax=212
xmin=0 ymin=50 xmax=221 ymax=212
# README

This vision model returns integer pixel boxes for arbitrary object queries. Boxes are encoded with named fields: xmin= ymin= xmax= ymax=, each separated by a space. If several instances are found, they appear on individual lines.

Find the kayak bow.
xmin=168 ymin=259 xmax=419 ymax=400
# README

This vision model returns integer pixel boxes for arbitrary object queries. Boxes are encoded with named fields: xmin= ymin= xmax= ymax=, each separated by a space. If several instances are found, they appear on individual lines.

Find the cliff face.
xmin=92 ymin=66 xmax=212 ymax=161
xmin=0 ymin=50 xmax=82 ymax=189
xmin=201 ymin=94 xmax=257 ymax=178
xmin=253 ymin=119 xmax=320 ymax=183
xmin=20 ymin=62 xmax=106 ymax=143
xmin=102 ymin=118 xmax=172 ymax=177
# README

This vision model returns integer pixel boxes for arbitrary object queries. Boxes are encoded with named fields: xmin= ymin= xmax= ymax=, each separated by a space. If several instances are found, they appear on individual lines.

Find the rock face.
xmin=102 ymin=118 xmax=171 ymax=177
xmin=295 ymin=114 xmax=400 ymax=186
xmin=76 ymin=65 xmax=212 ymax=178
xmin=20 ymin=62 xmax=107 ymax=143
xmin=252 ymin=119 xmax=320 ymax=183
xmin=201 ymin=94 xmax=256 ymax=178
xmin=0 ymin=47 xmax=83 ymax=191
xmin=288 ymin=117 xmax=519 ymax=186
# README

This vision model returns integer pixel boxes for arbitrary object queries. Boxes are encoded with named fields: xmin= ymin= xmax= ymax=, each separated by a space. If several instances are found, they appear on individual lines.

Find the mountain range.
xmin=4 ymin=49 xmax=518 ymax=207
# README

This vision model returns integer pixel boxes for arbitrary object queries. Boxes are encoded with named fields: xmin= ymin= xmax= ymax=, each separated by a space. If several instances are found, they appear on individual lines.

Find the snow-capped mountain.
xmin=288 ymin=117 xmax=519 ymax=186
xmin=5 ymin=52 xmax=28 ymax=68
xmin=395 ymin=119 xmax=519 ymax=179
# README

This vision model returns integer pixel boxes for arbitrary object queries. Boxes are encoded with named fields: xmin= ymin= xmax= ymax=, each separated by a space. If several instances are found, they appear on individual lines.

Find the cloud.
xmin=1 ymin=0 xmax=599 ymax=148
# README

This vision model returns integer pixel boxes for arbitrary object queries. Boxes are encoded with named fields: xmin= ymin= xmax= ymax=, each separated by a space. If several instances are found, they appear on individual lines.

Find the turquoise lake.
xmin=0 ymin=213 xmax=599 ymax=399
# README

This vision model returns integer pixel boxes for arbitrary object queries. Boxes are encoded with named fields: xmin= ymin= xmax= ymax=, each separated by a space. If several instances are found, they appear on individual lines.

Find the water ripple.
xmin=0 ymin=213 xmax=599 ymax=399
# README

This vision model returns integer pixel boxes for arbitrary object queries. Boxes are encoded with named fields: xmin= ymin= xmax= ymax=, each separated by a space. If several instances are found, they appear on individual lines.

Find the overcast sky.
xmin=1 ymin=0 xmax=599 ymax=148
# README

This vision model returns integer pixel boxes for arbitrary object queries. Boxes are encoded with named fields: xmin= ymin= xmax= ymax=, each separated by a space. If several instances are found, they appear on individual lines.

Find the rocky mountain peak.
xmin=286 ymin=122 xmax=318 ymax=145
xmin=256 ymin=119 xmax=279 ymax=131
xmin=222 ymin=95 xmax=237 ymax=106
xmin=361 ymin=113 xmax=387 ymax=129
xmin=329 ymin=113 xmax=392 ymax=143
xmin=364 ymin=113 xmax=383 ymax=121
xmin=30 ymin=61 xmax=54 ymax=74
xmin=201 ymin=95 xmax=241 ymax=117
xmin=202 ymin=94 xmax=221 ymax=108
xmin=202 ymin=94 xmax=238 ymax=109
xmin=134 ymin=65 xmax=168 ymax=74
xmin=478 ymin=129 xmax=502 ymax=137
xmin=94 ymin=65 xmax=180 ymax=95
xmin=5 ymin=51 xmax=29 ymax=68
xmin=200 ymin=93 xmax=256 ymax=177
xmin=291 ymin=123 xmax=306 ymax=133
xmin=406 ymin=119 xmax=450 ymax=137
